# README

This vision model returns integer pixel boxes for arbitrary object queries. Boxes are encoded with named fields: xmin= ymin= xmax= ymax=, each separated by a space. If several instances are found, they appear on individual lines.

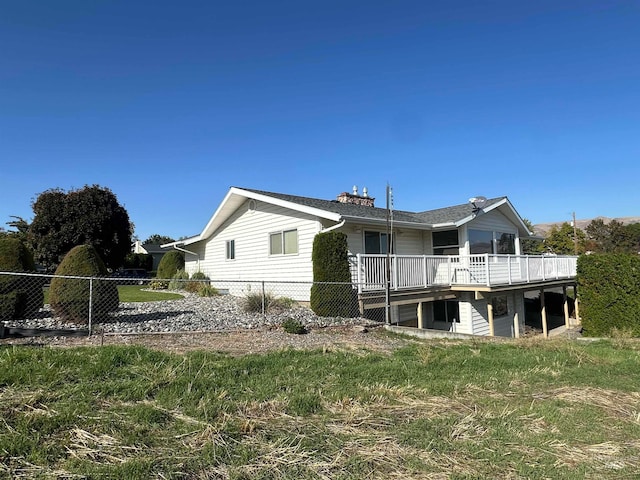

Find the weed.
xmin=281 ymin=318 xmax=306 ymax=335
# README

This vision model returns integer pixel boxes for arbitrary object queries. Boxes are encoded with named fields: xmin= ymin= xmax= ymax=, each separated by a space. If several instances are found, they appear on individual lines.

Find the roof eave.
xmin=199 ymin=187 xmax=342 ymax=241
xmin=341 ymin=215 xmax=432 ymax=230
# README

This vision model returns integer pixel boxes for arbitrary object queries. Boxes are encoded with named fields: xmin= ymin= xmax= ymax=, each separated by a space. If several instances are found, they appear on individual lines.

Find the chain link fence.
xmin=1 ymin=272 xmax=380 ymax=338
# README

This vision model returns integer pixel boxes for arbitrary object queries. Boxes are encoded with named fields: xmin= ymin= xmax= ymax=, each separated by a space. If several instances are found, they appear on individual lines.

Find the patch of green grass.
xmin=1 ymin=339 xmax=640 ymax=478
xmin=117 ymin=285 xmax=184 ymax=302
xmin=43 ymin=285 xmax=184 ymax=304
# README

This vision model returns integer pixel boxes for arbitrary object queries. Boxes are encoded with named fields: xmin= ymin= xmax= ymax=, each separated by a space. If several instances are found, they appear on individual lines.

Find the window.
xmin=226 ymin=240 xmax=235 ymax=260
xmin=468 ymin=229 xmax=516 ymax=255
xmin=433 ymin=300 xmax=460 ymax=323
xmin=269 ymin=229 xmax=298 ymax=255
xmin=364 ymin=231 xmax=394 ymax=254
xmin=433 ymin=230 xmax=459 ymax=256
xmin=492 ymin=295 xmax=508 ymax=316
xmin=496 ymin=233 xmax=515 ymax=254
xmin=469 ymin=229 xmax=493 ymax=254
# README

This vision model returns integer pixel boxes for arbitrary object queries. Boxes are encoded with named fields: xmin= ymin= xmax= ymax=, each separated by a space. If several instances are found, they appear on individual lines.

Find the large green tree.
xmin=29 ymin=185 xmax=132 ymax=271
xmin=543 ymin=222 xmax=586 ymax=255
xmin=586 ymin=219 xmax=634 ymax=253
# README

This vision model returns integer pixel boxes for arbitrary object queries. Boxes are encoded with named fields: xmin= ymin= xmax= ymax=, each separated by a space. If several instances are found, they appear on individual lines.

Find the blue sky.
xmin=1 ymin=0 xmax=638 ymax=241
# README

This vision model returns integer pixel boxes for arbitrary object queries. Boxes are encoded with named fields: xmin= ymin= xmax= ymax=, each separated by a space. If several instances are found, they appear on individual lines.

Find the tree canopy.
xmin=585 ymin=219 xmax=637 ymax=253
xmin=29 ymin=185 xmax=132 ymax=271
xmin=543 ymin=222 xmax=586 ymax=255
xmin=144 ymin=234 xmax=175 ymax=245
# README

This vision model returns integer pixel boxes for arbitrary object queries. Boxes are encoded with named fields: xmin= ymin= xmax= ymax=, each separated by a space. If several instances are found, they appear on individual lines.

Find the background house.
xmin=132 ymin=241 xmax=167 ymax=271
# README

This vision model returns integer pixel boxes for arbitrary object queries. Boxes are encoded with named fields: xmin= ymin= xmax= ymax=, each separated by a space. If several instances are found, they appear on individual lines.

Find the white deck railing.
xmin=350 ymin=254 xmax=578 ymax=293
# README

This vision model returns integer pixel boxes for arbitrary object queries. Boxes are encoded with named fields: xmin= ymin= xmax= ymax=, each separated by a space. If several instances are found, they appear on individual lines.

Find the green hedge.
xmin=577 ymin=253 xmax=640 ymax=336
xmin=0 ymin=238 xmax=44 ymax=321
xmin=156 ymin=250 xmax=184 ymax=280
xmin=49 ymin=244 xmax=119 ymax=325
xmin=124 ymin=252 xmax=153 ymax=271
xmin=310 ymin=231 xmax=357 ymax=317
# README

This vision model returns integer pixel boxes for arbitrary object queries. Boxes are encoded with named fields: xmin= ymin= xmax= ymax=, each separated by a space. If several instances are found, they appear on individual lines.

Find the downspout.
xmin=172 ymin=244 xmax=200 ymax=269
xmin=320 ymin=219 xmax=346 ymax=233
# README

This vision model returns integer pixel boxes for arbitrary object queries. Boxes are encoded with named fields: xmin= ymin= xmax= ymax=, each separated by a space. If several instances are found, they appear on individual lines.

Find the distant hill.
xmin=533 ymin=216 xmax=640 ymax=236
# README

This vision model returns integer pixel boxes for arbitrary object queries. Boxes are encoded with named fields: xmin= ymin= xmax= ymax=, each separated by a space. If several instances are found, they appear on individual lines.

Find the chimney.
xmin=336 ymin=185 xmax=375 ymax=207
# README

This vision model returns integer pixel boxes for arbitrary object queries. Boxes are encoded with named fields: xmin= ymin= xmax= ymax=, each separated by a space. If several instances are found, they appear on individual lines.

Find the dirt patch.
xmin=0 ymin=325 xmax=416 ymax=356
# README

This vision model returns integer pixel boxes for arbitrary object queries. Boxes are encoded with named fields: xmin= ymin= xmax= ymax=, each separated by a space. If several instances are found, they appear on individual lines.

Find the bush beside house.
xmin=310 ymin=231 xmax=357 ymax=317
xmin=578 ymin=253 xmax=640 ymax=336
xmin=156 ymin=250 xmax=185 ymax=280
xmin=49 ymin=244 xmax=119 ymax=325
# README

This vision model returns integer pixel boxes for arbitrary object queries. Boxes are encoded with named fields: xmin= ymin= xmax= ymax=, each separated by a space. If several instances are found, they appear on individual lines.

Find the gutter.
xmin=172 ymin=243 xmax=200 ymax=267
xmin=320 ymin=219 xmax=346 ymax=233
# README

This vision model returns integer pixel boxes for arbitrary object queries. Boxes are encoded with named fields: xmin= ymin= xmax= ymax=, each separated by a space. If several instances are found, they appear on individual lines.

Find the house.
xmin=163 ymin=186 xmax=578 ymax=338
xmin=132 ymin=241 xmax=167 ymax=271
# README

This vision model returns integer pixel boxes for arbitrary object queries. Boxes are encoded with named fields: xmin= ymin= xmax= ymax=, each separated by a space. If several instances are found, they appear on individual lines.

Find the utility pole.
xmin=385 ymin=184 xmax=391 ymax=324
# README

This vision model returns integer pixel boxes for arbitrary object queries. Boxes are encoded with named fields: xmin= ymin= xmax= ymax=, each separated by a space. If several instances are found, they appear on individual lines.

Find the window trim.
xmin=269 ymin=229 xmax=298 ymax=256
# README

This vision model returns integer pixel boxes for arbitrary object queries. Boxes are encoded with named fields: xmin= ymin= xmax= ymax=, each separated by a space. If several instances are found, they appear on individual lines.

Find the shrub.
xmin=124 ymin=252 xmax=153 ymax=271
xmin=149 ymin=280 xmax=168 ymax=290
xmin=197 ymin=284 xmax=219 ymax=297
xmin=0 ymin=238 xmax=44 ymax=320
xmin=49 ymin=244 xmax=119 ymax=325
xmin=578 ymin=253 xmax=640 ymax=337
xmin=168 ymin=269 xmax=190 ymax=290
xmin=156 ymin=250 xmax=185 ymax=280
xmin=185 ymin=271 xmax=210 ymax=293
xmin=310 ymin=231 xmax=357 ymax=317
xmin=281 ymin=317 xmax=306 ymax=334
xmin=242 ymin=292 xmax=293 ymax=313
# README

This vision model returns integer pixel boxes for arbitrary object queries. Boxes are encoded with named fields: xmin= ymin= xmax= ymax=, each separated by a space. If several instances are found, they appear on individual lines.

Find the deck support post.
xmin=540 ymin=288 xmax=548 ymax=338
xmin=417 ymin=302 xmax=424 ymax=329
xmin=487 ymin=299 xmax=495 ymax=336
xmin=513 ymin=309 xmax=520 ymax=339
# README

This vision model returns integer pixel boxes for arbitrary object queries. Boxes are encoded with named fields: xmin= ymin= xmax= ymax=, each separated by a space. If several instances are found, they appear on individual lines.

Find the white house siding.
xmin=397 ymin=304 xmax=419 ymax=326
xmin=466 ymin=291 xmax=522 ymax=337
xmin=342 ymin=225 xmax=427 ymax=256
xmin=465 ymin=210 xmax=520 ymax=254
xmin=185 ymin=199 xmax=322 ymax=301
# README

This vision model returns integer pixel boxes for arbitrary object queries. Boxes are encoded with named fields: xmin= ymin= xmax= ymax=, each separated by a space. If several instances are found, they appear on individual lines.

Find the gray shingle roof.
xmin=240 ymin=188 xmax=505 ymax=227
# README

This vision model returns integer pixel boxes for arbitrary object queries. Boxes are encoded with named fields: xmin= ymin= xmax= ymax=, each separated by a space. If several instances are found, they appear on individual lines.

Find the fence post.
xmin=88 ymin=277 xmax=93 ymax=336
xmin=356 ymin=253 xmax=362 ymax=294
xmin=261 ymin=281 xmax=266 ymax=315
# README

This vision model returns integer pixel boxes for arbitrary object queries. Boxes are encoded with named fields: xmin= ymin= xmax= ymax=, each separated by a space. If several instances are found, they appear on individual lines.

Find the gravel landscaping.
xmin=1 ymin=292 xmax=414 ymax=355
xmin=3 ymin=292 xmax=380 ymax=334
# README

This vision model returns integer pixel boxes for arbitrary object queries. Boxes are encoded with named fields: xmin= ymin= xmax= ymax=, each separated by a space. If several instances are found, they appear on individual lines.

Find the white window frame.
xmin=269 ymin=229 xmax=298 ymax=256
xmin=226 ymin=239 xmax=235 ymax=260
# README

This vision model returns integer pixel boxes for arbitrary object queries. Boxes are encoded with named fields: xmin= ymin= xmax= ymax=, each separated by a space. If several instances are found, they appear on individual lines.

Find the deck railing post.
xmin=423 ymin=256 xmax=428 ymax=288
xmin=542 ymin=256 xmax=546 ymax=281
xmin=526 ymin=256 xmax=530 ymax=283
xmin=485 ymin=254 xmax=490 ymax=286
xmin=393 ymin=257 xmax=399 ymax=290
